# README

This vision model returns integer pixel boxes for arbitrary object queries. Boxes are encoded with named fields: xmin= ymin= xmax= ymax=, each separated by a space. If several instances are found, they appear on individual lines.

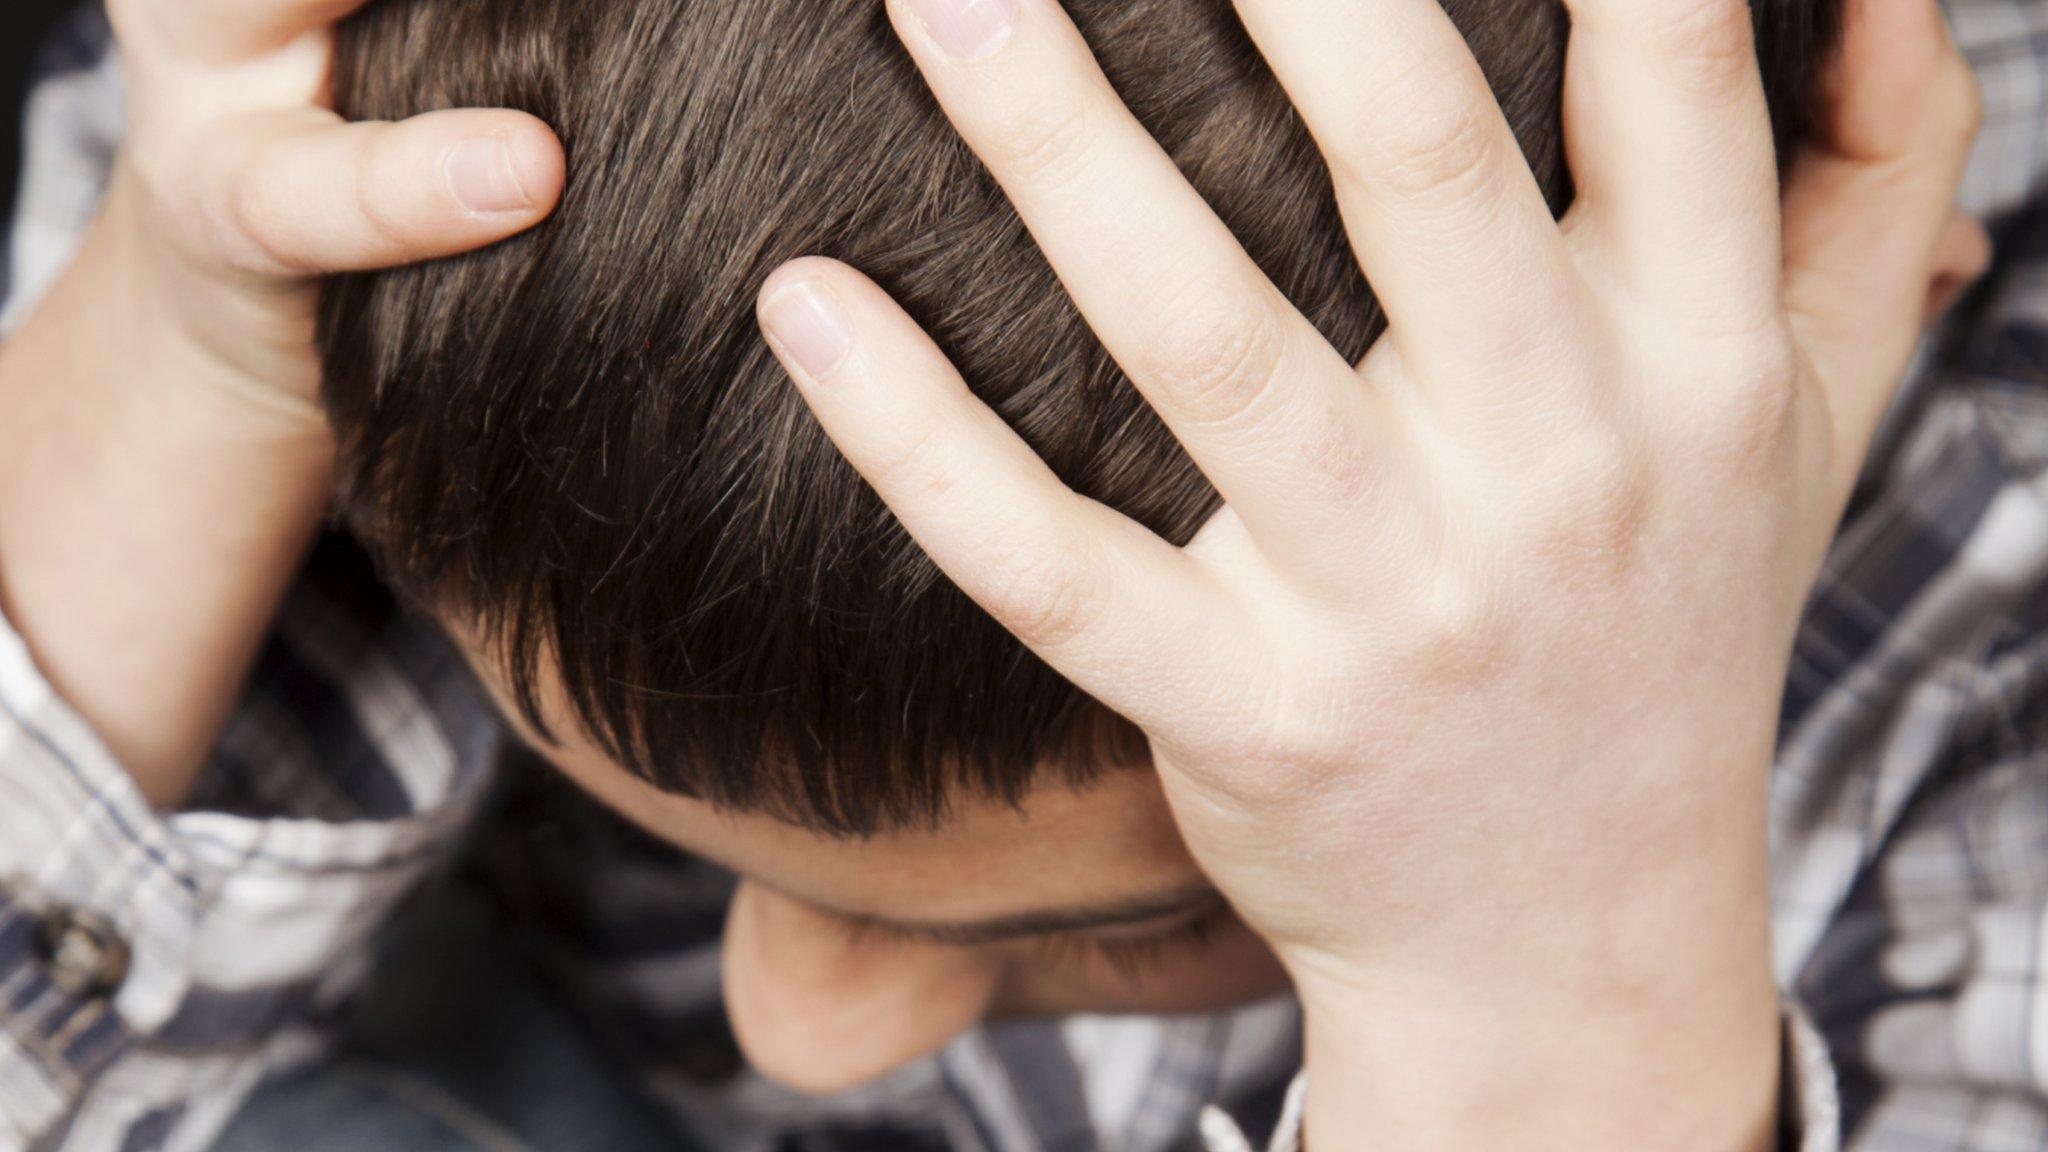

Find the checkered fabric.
xmin=3 ymin=2 xmax=2047 ymax=1149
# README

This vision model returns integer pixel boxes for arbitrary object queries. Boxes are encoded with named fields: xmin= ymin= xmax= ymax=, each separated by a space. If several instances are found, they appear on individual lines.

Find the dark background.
xmin=3 ymin=0 xmax=86 ymax=230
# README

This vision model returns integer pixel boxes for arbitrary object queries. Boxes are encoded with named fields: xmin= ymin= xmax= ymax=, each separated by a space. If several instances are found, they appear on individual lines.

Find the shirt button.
xmin=34 ymin=905 xmax=131 ymax=1000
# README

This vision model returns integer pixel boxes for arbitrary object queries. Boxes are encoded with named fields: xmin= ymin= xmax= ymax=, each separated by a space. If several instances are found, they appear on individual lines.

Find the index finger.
xmin=757 ymin=258 xmax=1251 ymax=735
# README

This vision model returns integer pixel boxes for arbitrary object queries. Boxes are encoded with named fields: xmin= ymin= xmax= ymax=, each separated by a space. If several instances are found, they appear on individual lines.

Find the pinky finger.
xmin=196 ymin=106 xmax=565 ymax=276
xmin=1782 ymin=0 xmax=1981 ymax=480
xmin=757 ymin=257 xmax=1245 ymax=728
xmin=1923 ymin=209 xmax=1994 ymax=324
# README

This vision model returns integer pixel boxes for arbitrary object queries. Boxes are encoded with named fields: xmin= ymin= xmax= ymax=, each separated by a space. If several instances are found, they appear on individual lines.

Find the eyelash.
xmin=1046 ymin=907 xmax=1232 ymax=981
xmin=838 ymin=906 xmax=1233 ymax=982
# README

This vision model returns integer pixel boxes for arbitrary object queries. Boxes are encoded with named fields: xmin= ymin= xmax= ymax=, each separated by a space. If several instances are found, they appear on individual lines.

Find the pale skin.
xmin=0 ymin=0 xmax=1988 ymax=1150
xmin=0 ymin=0 xmax=566 ymax=805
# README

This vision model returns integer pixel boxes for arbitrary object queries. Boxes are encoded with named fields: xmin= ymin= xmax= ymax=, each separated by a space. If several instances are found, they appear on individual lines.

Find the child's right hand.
xmin=102 ymin=0 xmax=564 ymax=429
xmin=0 ymin=0 xmax=562 ymax=806
xmin=760 ymin=0 xmax=1980 ymax=1146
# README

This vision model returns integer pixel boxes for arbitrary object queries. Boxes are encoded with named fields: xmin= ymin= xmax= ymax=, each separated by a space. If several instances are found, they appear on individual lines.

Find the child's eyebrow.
xmin=838 ymin=884 xmax=1228 ymax=947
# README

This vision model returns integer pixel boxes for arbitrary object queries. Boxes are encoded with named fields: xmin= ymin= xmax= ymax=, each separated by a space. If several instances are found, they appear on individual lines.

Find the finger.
xmin=1227 ymin=0 xmax=1583 ymax=419
xmin=884 ymin=0 xmax=1401 ymax=549
xmin=197 ymin=108 xmax=566 ymax=276
xmin=113 ymin=0 xmax=369 ymax=63
xmin=1781 ymin=0 xmax=1981 ymax=479
xmin=1924 ymin=212 xmax=1993 ymax=324
xmin=756 ymin=258 xmax=1246 ymax=730
xmin=1562 ymin=0 xmax=1784 ymax=322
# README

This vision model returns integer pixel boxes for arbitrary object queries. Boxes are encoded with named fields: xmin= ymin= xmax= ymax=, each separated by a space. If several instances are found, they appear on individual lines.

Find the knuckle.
xmin=353 ymin=132 xmax=418 ymax=254
xmin=1392 ymin=568 xmax=1516 ymax=691
xmin=1296 ymin=413 xmax=1386 ymax=505
xmin=1692 ymin=335 xmax=1805 ymax=468
xmin=1188 ymin=677 xmax=1357 ymax=802
xmin=866 ymin=411 xmax=959 ymax=497
xmin=1133 ymin=282 xmax=1289 ymax=431
xmin=1642 ymin=0 xmax=1758 ymax=86
xmin=1939 ymin=60 xmax=1987 ymax=144
xmin=986 ymin=99 xmax=1102 ymax=187
xmin=977 ymin=530 xmax=1111 ymax=649
xmin=1518 ymin=431 xmax=1655 ymax=574
xmin=1888 ymin=52 xmax=1984 ymax=172
xmin=1226 ymin=726 xmax=1350 ymax=801
xmin=1353 ymin=80 xmax=1506 ymax=206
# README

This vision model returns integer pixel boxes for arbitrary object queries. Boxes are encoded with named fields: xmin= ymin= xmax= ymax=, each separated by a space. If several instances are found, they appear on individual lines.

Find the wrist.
xmin=1279 ymin=809 xmax=1783 ymax=1152
xmin=0 ymin=203 xmax=334 ymax=807
xmin=0 ymin=202 xmax=336 ymax=553
xmin=1287 ymin=935 xmax=1781 ymax=1152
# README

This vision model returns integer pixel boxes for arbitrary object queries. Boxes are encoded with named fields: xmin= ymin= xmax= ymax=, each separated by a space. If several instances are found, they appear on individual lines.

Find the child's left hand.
xmin=756 ymin=0 xmax=1982 ymax=1147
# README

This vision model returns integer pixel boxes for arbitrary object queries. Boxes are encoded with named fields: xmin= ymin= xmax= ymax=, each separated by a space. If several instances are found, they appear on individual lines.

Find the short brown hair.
xmin=325 ymin=0 xmax=1844 ymax=834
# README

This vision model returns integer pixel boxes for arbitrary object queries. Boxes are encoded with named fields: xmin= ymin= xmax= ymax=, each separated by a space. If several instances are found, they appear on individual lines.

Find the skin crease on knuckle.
xmin=1637 ymin=0 xmax=1762 ymax=91
xmin=984 ymin=91 xmax=1106 ymax=192
xmin=1348 ymin=72 xmax=1510 ymax=211
xmin=1158 ymin=661 xmax=1359 ymax=810
xmin=862 ymin=401 xmax=966 ymax=502
xmin=1293 ymin=404 xmax=1391 ymax=511
xmin=352 ymin=132 xmax=421 ymax=257
xmin=1511 ymin=434 xmax=1658 ymax=584
xmin=1133 ymin=278 xmax=1292 ymax=434
xmin=977 ymin=527 xmax=1114 ymax=652
xmin=1669 ymin=333 xmax=1810 ymax=483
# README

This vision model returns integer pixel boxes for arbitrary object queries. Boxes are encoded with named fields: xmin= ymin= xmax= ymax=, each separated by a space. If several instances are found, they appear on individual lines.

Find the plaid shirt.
xmin=3 ymin=3 xmax=2047 ymax=1150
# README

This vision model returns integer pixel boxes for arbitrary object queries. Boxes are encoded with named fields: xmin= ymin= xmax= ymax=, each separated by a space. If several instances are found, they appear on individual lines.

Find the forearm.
xmin=0 ymin=184 xmax=333 ymax=809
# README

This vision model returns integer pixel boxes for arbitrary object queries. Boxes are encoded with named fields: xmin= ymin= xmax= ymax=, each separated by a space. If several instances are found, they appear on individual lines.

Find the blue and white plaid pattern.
xmin=1 ymin=2 xmax=2046 ymax=1149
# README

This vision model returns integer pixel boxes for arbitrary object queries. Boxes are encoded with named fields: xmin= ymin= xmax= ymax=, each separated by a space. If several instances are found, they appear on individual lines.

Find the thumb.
xmin=194 ymin=106 xmax=566 ymax=277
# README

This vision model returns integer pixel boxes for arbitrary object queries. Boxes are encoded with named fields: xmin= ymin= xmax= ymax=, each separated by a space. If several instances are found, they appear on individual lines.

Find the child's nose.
xmin=719 ymin=881 xmax=1001 ymax=1095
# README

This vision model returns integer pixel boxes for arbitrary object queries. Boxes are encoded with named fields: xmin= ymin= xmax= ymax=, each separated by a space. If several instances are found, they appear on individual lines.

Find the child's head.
xmin=326 ymin=0 xmax=1844 ymax=1088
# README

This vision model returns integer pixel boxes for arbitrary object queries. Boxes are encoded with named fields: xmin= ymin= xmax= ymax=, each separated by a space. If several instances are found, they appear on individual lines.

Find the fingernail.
xmin=446 ymin=134 xmax=532 ymax=214
xmin=762 ymin=281 xmax=855 ymax=380
xmin=907 ymin=0 xmax=1018 ymax=60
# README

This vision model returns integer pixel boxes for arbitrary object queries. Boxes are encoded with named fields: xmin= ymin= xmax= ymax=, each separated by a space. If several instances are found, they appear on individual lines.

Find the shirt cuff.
xmin=0 ymin=591 xmax=492 ymax=1146
xmin=1199 ymin=1073 xmax=1305 ymax=1152
xmin=1782 ymin=999 xmax=1842 ymax=1152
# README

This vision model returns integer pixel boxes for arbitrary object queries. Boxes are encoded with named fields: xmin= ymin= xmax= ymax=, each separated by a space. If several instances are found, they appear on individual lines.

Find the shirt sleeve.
xmin=1780 ymin=1003 xmax=1841 ymax=1152
xmin=0 ymin=12 xmax=499 ymax=1149
xmin=0 ymin=588 xmax=498 ymax=1151
xmin=1777 ymin=652 xmax=2048 ymax=1152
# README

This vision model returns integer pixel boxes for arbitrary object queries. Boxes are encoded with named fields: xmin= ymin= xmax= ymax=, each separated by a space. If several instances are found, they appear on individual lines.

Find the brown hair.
xmin=325 ymin=0 xmax=1844 ymax=835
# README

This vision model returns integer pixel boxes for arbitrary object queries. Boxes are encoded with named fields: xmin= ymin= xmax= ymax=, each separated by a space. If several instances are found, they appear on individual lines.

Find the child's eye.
xmin=1042 ymin=906 xmax=1233 ymax=981
xmin=827 ymin=905 xmax=1237 ymax=982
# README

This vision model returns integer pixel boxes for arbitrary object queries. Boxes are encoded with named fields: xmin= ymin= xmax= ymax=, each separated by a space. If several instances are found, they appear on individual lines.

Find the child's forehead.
xmin=483 ymin=663 xmax=1211 ymax=927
